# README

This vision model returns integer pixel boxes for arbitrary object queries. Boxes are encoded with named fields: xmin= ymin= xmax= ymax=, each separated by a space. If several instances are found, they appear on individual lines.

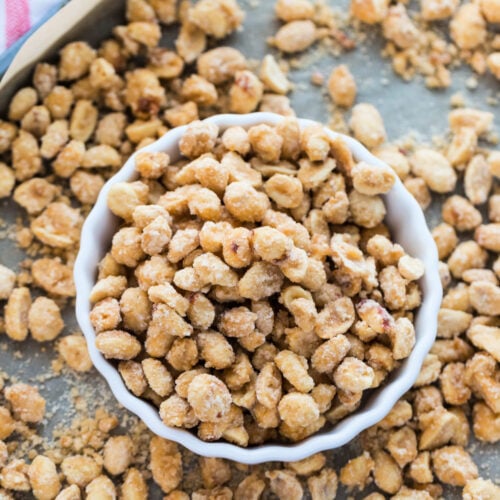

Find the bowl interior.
xmin=74 ymin=112 xmax=441 ymax=464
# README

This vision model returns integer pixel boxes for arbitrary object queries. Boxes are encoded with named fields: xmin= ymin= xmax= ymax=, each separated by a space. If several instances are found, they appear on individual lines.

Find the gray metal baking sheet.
xmin=1 ymin=0 xmax=499 ymax=497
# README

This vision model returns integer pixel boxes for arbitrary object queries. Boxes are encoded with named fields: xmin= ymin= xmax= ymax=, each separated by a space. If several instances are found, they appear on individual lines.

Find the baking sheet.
xmin=1 ymin=0 xmax=499 ymax=497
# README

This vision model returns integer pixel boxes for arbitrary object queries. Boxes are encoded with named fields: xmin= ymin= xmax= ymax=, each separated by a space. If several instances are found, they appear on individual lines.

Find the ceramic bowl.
xmin=74 ymin=112 xmax=441 ymax=464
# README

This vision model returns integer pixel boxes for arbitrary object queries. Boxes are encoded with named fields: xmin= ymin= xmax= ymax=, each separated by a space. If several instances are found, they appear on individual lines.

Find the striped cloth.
xmin=0 ymin=0 xmax=67 ymax=74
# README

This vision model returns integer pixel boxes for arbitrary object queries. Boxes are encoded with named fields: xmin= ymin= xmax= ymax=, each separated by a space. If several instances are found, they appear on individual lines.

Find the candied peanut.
xmin=432 ymin=223 xmax=458 ymax=260
xmin=275 ymin=0 xmax=314 ymax=21
xmin=432 ymin=446 xmax=478 ymax=486
xmin=197 ymin=47 xmax=246 ymax=84
xmin=398 ymin=255 xmax=424 ymax=281
xmin=179 ymin=121 xmax=218 ymax=159
xmin=469 ymin=281 xmax=500 ymax=316
xmin=349 ymin=190 xmax=386 ymax=228
xmin=12 ymin=130 xmax=42 ymax=181
xmin=334 ymin=357 xmax=375 ymax=392
xmin=247 ymin=124 xmax=282 ymax=163
xmin=411 ymin=149 xmax=456 ymax=193
xmin=328 ymin=65 xmax=356 ymax=108
xmin=385 ymin=425 xmax=418 ymax=468
xmin=175 ymin=21 xmax=207 ymax=63
xmin=95 ymin=112 xmax=126 ymax=147
xmin=187 ymin=187 xmax=222 ymax=221
xmin=0 ymin=459 xmax=30 ymax=491
xmin=20 ymin=105 xmax=50 ymax=139
xmin=447 ymin=127 xmax=477 ymax=167
xmin=58 ymin=41 xmax=96 ymax=80
xmin=352 ymin=161 xmax=395 ymax=195
xmin=166 ymin=339 xmax=198 ymax=374
xmin=275 ymin=350 xmax=314 ymax=392
xmin=349 ymin=103 xmax=386 ymax=149
xmin=473 ymin=402 xmax=500 ymax=443
xmin=224 ymin=182 xmax=270 ymax=222
xmin=265 ymin=174 xmax=303 ymax=209
xmin=197 ymin=331 xmax=235 ymax=369
xmin=464 ymin=155 xmax=492 ymax=205
xmin=339 ymin=451 xmax=374 ymax=489
xmin=8 ymin=87 xmax=38 ymax=121
xmin=125 ymin=69 xmax=165 ymax=118
xmin=421 ymin=0 xmax=458 ymax=20
xmin=111 ymin=227 xmax=145 ymax=267
xmin=181 ymin=74 xmax=218 ymax=106
xmin=366 ymin=234 xmax=404 ymax=266
xmin=40 ymin=119 xmax=68 ymax=159
xmin=414 ymin=353 xmax=442 ymax=388
xmin=90 ymin=275 xmax=127 ymax=304
xmin=82 ymin=144 xmax=121 ymax=168
xmin=315 ymin=298 xmax=355 ymax=338
xmin=102 ymin=435 xmax=134 ymax=476
xmin=52 ymin=140 xmax=85 ymax=178
xmin=0 ymin=120 xmax=17 ymax=155
xmin=311 ymin=335 xmax=350 ymax=374
xmin=278 ymin=393 xmax=319 ymax=428
xmin=383 ymin=5 xmax=419 ymax=49
xmin=440 ymin=362 xmax=470 ymax=405
xmin=448 ymin=241 xmax=487 ymax=279
xmin=187 ymin=374 xmax=231 ymax=423
xmin=44 ymin=86 xmax=74 ymax=119
xmin=5 ymin=287 xmax=31 ymax=341
xmin=379 ymin=266 xmax=406 ymax=310
xmin=60 ymin=456 xmax=101 ymax=489
xmin=149 ymin=438 xmax=183 ymax=494
xmin=449 ymin=108 xmax=493 ymax=136
xmin=95 ymin=330 xmax=142 ymax=360
xmin=0 ymin=265 xmax=16 ymax=300
xmin=31 ymin=202 xmax=82 ymax=248
xmin=235 ymin=473 xmax=265 ymax=500
xmin=0 ymin=163 xmax=15 ymax=198
xmin=229 ymin=70 xmax=264 ymax=113
xmin=463 ymin=478 xmax=500 ymax=500
xmin=221 ymin=126 xmax=251 ymax=156
xmin=70 ymin=170 xmax=104 ymax=205
xmin=403 ymin=177 xmax=431 ymax=210
xmin=437 ymin=308 xmax=472 ymax=338
xmin=28 ymin=296 xmax=64 ymax=342
xmin=450 ymin=4 xmax=486 ymax=50
xmin=86 ymin=476 xmax=116 ymax=499
xmin=142 ymin=358 xmax=173 ymax=397
xmin=300 ymin=125 xmax=330 ymax=162
xmin=160 ymin=395 xmax=198 ymax=428
xmin=307 ymin=468 xmax=338 ymax=500
xmin=373 ymin=450 xmax=402 ymax=494
xmin=28 ymin=455 xmax=61 ymax=499
xmin=118 ymin=361 xmax=147 ymax=396
xmin=378 ymin=400 xmax=412 ymax=429
xmin=5 ymin=383 xmax=45 ymax=423
xmin=442 ymin=195 xmax=482 ymax=232
xmin=70 ymin=100 xmax=97 ymax=142
xmin=219 ymin=306 xmax=257 ymax=339
xmin=273 ymin=20 xmax=317 ymax=53
xmin=265 ymin=470 xmax=303 ymax=500
xmin=188 ymin=0 xmax=243 ymax=38
xmin=356 ymin=298 xmax=394 ymax=334
xmin=260 ymin=55 xmax=290 ymax=95
xmin=255 ymin=362 xmax=282 ymax=409
xmin=58 ymin=334 xmax=92 ymax=372
xmin=475 ymin=223 xmax=500 ymax=253
xmin=467 ymin=324 xmax=500 ymax=361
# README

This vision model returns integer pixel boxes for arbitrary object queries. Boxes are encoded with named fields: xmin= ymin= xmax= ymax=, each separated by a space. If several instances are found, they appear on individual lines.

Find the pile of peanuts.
xmin=0 ymin=0 xmax=499 ymax=497
xmin=90 ymin=117 xmax=424 ymax=445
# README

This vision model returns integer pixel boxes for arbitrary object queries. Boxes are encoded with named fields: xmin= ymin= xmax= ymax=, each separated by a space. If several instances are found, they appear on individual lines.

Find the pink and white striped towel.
xmin=0 ymin=0 xmax=64 ymax=55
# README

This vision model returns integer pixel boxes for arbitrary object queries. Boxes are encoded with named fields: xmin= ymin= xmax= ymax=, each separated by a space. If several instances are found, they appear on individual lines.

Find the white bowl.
xmin=74 ymin=112 xmax=441 ymax=464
